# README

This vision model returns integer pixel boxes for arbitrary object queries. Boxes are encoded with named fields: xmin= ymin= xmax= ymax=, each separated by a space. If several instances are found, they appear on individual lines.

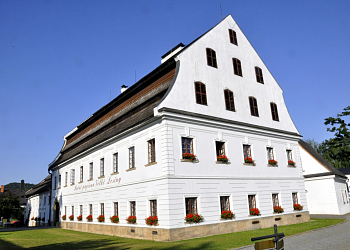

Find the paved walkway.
xmin=232 ymin=214 xmax=350 ymax=250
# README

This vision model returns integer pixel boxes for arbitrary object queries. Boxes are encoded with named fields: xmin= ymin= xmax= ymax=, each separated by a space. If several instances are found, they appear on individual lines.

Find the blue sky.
xmin=1 ymin=0 xmax=349 ymax=185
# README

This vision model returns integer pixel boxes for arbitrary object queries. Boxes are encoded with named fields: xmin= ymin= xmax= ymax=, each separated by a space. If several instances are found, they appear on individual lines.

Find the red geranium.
xmin=86 ymin=215 xmax=93 ymax=221
xmin=69 ymin=215 xmax=74 ymax=221
xmin=217 ymin=155 xmax=228 ymax=162
xmin=182 ymin=153 xmax=197 ymax=161
xmin=97 ymin=215 xmax=105 ymax=222
xmin=110 ymin=215 xmax=119 ymax=223
xmin=288 ymin=160 xmax=295 ymax=166
xmin=61 ymin=215 xmax=66 ymax=220
xmin=221 ymin=210 xmax=234 ymax=219
xmin=293 ymin=204 xmax=303 ymax=211
xmin=145 ymin=216 xmax=158 ymax=226
xmin=245 ymin=157 xmax=254 ymax=164
xmin=126 ymin=215 xmax=137 ymax=224
xmin=250 ymin=208 xmax=260 ymax=216
xmin=185 ymin=214 xmax=203 ymax=223
xmin=273 ymin=206 xmax=284 ymax=213
xmin=77 ymin=215 xmax=82 ymax=221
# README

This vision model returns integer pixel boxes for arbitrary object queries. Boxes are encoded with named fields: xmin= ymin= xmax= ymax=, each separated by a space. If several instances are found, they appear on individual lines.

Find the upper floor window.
xmin=65 ymin=172 xmax=68 ymax=186
xmin=100 ymin=158 xmax=104 ymax=177
xmin=70 ymin=169 xmax=75 ymax=185
xmin=249 ymin=97 xmax=259 ymax=117
xmin=185 ymin=197 xmax=197 ymax=214
xmin=232 ymin=58 xmax=242 ymax=76
xmin=229 ymin=29 xmax=238 ymax=45
xmin=58 ymin=175 xmax=61 ymax=188
xmin=220 ymin=196 xmax=230 ymax=212
xmin=113 ymin=153 xmax=118 ymax=173
xmin=150 ymin=200 xmax=157 ymax=216
xmin=270 ymin=103 xmax=279 ymax=121
xmin=206 ymin=48 xmax=217 ymax=68
xmin=224 ymin=89 xmax=235 ymax=111
xmin=255 ymin=67 xmax=264 ymax=84
xmin=148 ymin=139 xmax=156 ymax=164
xmin=89 ymin=162 xmax=93 ymax=180
xmin=129 ymin=147 xmax=135 ymax=169
xmin=195 ymin=82 xmax=207 ymax=105
xmin=182 ymin=137 xmax=193 ymax=154
xmin=80 ymin=166 xmax=83 ymax=182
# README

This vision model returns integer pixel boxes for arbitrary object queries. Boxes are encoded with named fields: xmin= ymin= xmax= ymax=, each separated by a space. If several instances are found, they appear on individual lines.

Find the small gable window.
xmin=206 ymin=48 xmax=217 ymax=68
xmin=270 ymin=102 xmax=279 ymax=121
xmin=195 ymin=82 xmax=207 ymax=105
xmin=249 ymin=97 xmax=259 ymax=117
xmin=232 ymin=58 xmax=242 ymax=76
xmin=224 ymin=89 xmax=235 ymax=112
xmin=229 ymin=29 xmax=238 ymax=45
xmin=255 ymin=67 xmax=264 ymax=84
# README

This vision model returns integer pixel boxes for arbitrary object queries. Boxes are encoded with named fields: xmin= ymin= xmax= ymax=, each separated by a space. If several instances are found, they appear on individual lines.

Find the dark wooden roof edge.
xmin=25 ymin=175 xmax=52 ymax=198
xmin=158 ymin=107 xmax=302 ymax=137
xmin=299 ymin=140 xmax=346 ymax=178
xmin=338 ymin=168 xmax=350 ymax=175
xmin=304 ymin=172 xmax=347 ymax=180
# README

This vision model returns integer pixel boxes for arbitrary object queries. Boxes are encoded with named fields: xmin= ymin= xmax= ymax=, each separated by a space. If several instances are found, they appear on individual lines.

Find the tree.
xmin=322 ymin=106 xmax=350 ymax=168
xmin=0 ymin=191 xmax=24 ymax=220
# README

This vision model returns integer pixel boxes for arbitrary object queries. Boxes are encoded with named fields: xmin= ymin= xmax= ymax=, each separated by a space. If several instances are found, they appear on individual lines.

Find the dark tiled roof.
xmin=338 ymin=168 xmax=350 ymax=175
xmin=25 ymin=175 xmax=51 ymax=198
xmin=299 ymin=140 xmax=346 ymax=179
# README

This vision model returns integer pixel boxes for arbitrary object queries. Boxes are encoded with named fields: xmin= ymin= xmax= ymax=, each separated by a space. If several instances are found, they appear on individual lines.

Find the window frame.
xmin=220 ymin=196 xmax=230 ymax=212
xmin=224 ymin=89 xmax=235 ymax=112
xmin=228 ymin=29 xmax=238 ymax=45
xmin=58 ymin=175 xmax=61 ymax=188
xmin=129 ymin=146 xmax=135 ymax=169
xmin=54 ymin=177 xmax=57 ymax=189
xmin=89 ymin=204 xmax=93 ymax=215
xmin=272 ymin=193 xmax=279 ymax=207
xmin=249 ymin=96 xmax=259 ymax=117
xmin=292 ymin=192 xmax=298 ymax=205
xmin=270 ymin=102 xmax=279 ymax=121
xmin=130 ymin=201 xmax=136 ymax=216
xmin=248 ymin=195 xmax=256 ymax=210
xmin=243 ymin=144 xmax=252 ymax=159
xmin=232 ymin=58 xmax=243 ymax=76
xmin=71 ymin=206 xmax=74 ymax=216
xmin=286 ymin=149 xmax=293 ymax=162
xmin=70 ymin=169 xmax=75 ymax=185
xmin=266 ymin=147 xmax=275 ymax=161
xmin=100 ymin=158 xmax=104 ymax=177
xmin=255 ymin=67 xmax=264 ymax=84
xmin=216 ymin=141 xmax=226 ymax=157
xmin=89 ymin=162 xmax=93 ymax=180
xmin=206 ymin=48 xmax=217 ymax=68
xmin=185 ymin=197 xmax=198 ymax=215
xmin=150 ymin=200 xmax=157 ymax=216
xmin=113 ymin=153 xmax=118 ymax=173
xmin=194 ymin=82 xmax=208 ymax=105
xmin=65 ymin=172 xmax=68 ymax=186
xmin=113 ymin=202 xmax=118 ymax=216
xmin=80 ymin=166 xmax=83 ymax=182
xmin=181 ymin=137 xmax=193 ymax=155
xmin=80 ymin=205 xmax=83 ymax=216
xmin=148 ymin=139 xmax=156 ymax=164
xmin=100 ymin=203 xmax=104 ymax=216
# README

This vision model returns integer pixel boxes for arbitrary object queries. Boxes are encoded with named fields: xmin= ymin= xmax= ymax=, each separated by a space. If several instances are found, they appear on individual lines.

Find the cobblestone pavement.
xmin=232 ymin=214 xmax=350 ymax=250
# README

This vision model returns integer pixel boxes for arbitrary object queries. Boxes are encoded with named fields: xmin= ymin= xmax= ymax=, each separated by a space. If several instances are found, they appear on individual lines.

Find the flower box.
xmin=293 ymin=204 xmax=303 ymax=211
xmin=97 ymin=215 xmax=105 ymax=222
xmin=217 ymin=155 xmax=228 ymax=162
xmin=37 ymin=217 xmax=41 ymax=222
xmin=244 ymin=157 xmax=254 ymax=164
xmin=86 ymin=215 xmax=93 ymax=222
xmin=126 ymin=215 xmax=137 ymax=224
xmin=250 ymin=208 xmax=260 ymax=216
xmin=221 ymin=210 xmax=234 ymax=219
xmin=34 ymin=217 xmax=38 ymax=221
xmin=268 ymin=159 xmax=278 ymax=166
xmin=185 ymin=214 xmax=203 ymax=223
xmin=145 ymin=216 xmax=158 ymax=226
xmin=41 ymin=217 xmax=45 ymax=222
xmin=273 ymin=206 xmax=284 ymax=213
xmin=69 ymin=215 xmax=74 ymax=221
xmin=110 ymin=215 xmax=119 ymax=223
xmin=288 ymin=160 xmax=295 ymax=166
xmin=77 ymin=215 xmax=82 ymax=221
xmin=182 ymin=153 xmax=197 ymax=161
xmin=61 ymin=215 xmax=66 ymax=220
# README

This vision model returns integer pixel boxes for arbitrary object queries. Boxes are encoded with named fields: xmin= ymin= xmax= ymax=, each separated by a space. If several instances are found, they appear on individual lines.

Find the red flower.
xmin=185 ymin=214 xmax=203 ymax=223
xmin=110 ymin=215 xmax=119 ymax=223
xmin=221 ymin=210 xmax=234 ymax=219
xmin=69 ymin=215 xmax=74 ymax=221
xmin=250 ymin=208 xmax=260 ymax=216
xmin=77 ymin=215 xmax=83 ymax=221
xmin=268 ymin=159 xmax=278 ymax=165
xmin=145 ymin=216 xmax=158 ymax=226
xmin=293 ymin=204 xmax=303 ymax=211
xmin=97 ymin=215 xmax=105 ymax=222
xmin=245 ymin=157 xmax=254 ymax=164
xmin=288 ymin=160 xmax=295 ymax=166
xmin=273 ymin=206 xmax=284 ymax=213
xmin=86 ymin=215 xmax=93 ymax=221
xmin=61 ymin=215 xmax=66 ymax=220
xmin=182 ymin=153 xmax=197 ymax=161
xmin=126 ymin=215 xmax=137 ymax=224
xmin=217 ymin=155 xmax=228 ymax=162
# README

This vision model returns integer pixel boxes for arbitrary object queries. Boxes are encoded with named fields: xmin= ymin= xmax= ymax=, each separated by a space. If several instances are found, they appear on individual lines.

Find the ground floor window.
xmin=185 ymin=197 xmax=197 ymax=214
xmin=292 ymin=192 xmax=298 ymax=205
xmin=80 ymin=205 xmax=83 ymax=216
xmin=89 ymin=204 xmax=92 ymax=215
xmin=220 ymin=196 xmax=230 ymax=212
xmin=130 ymin=201 xmax=136 ymax=216
xmin=114 ymin=202 xmax=118 ymax=216
xmin=150 ymin=200 xmax=157 ymax=216
xmin=272 ymin=194 xmax=279 ymax=207
xmin=100 ymin=203 xmax=104 ymax=216
xmin=248 ymin=195 xmax=256 ymax=210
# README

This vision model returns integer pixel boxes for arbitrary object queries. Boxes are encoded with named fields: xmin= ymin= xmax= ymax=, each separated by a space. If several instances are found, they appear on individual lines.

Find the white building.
xmin=299 ymin=140 xmax=350 ymax=215
xmin=25 ymin=175 xmax=51 ymax=226
xmin=49 ymin=15 xmax=309 ymax=241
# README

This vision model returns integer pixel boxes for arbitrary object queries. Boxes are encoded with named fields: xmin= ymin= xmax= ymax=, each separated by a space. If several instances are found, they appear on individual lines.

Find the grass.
xmin=0 ymin=218 xmax=344 ymax=250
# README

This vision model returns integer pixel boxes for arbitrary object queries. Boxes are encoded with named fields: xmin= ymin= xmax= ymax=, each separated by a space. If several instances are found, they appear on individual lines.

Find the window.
xmin=243 ymin=144 xmax=251 ymax=159
xmin=71 ymin=206 xmax=74 ymax=216
xmin=65 ymin=206 xmax=67 ymax=216
xmin=113 ymin=153 xmax=118 ymax=173
xmin=194 ymin=82 xmax=207 ymax=105
xmin=232 ymin=58 xmax=242 ymax=76
xmin=272 ymin=194 xmax=279 ymax=207
xmin=148 ymin=139 xmax=156 ymax=164
xmin=114 ymin=202 xmax=118 ymax=216
xmin=229 ymin=29 xmax=238 ymax=45
xmin=65 ymin=172 xmax=68 ymax=186
xmin=101 ymin=203 xmax=104 ymax=216
xmin=224 ymin=89 xmax=235 ymax=111
xmin=89 ymin=204 xmax=92 ymax=215
xmin=206 ymin=48 xmax=217 ymax=68
xmin=286 ymin=150 xmax=293 ymax=161
xmin=248 ymin=195 xmax=256 ymax=210
xmin=267 ymin=147 xmax=274 ymax=160
xmin=292 ymin=193 xmax=298 ymax=205
xmin=216 ymin=141 xmax=225 ymax=157
xmin=182 ymin=137 xmax=193 ymax=154
xmin=44 ymin=197 xmax=46 ymax=205
xmin=150 ymin=200 xmax=157 ymax=216
xmin=58 ymin=175 xmax=61 ymax=188
xmin=54 ymin=177 xmax=57 ymax=189
xmin=80 ymin=166 xmax=83 ymax=182
xmin=341 ymin=189 xmax=346 ymax=204
xmin=249 ymin=97 xmax=259 ymax=117
xmin=80 ymin=205 xmax=83 ymax=216
xmin=100 ymin=158 xmax=104 ymax=177
xmin=220 ymin=196 xmax=230 ymax=212
xmin=270 ymin=103 xmax=279 ymax=121
xmin=185 ymin=197 xmax=197 ymax=214
xmin=129 ymin=147 xmax=135 ymax=169
xmin=130 ymin=201 xmax=136 ymax=216
xmin=70 ymin=169 xmax=75 ymax=185
xmin=89 ymin=162 xmax=93 ymax=180
xmin=255 ymin=67 xmax=264 ymax=84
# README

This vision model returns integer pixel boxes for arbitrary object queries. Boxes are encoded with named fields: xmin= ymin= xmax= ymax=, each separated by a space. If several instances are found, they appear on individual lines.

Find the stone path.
xmin=232 ymin=214 xmax=350 ymax=250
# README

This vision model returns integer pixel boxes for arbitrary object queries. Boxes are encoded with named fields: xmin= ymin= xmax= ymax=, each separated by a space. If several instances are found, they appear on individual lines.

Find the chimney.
xmin=121 ymin=85 xmax=128 ymax=93
xmin=1 ymin=185 xmax=4 ymax=193
xmin=161 ymin=43 xmax=185 ymax=64
xmin=21 ymin=180 xmax=24 ymax=190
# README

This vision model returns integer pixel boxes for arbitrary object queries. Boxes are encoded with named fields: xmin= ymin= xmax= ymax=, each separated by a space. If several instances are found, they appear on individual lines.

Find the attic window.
xmin=224 ymin=89 xmax=235 ymax=112
xmin=255 ymin=67 xmax=264 ymax=84
xmin=229 ymin=29 xmax=238 ymax=45
xmin=206 ymin=48 xmax=217 ymax=68
xmin=232 ymin=58 xmax=242 ymax=76
xmin=249 ymin=97 xmax=259 ymax=117
xmin=270 ymin=103 xmax=279 ymax=121
xmin=195 ymin=82 xmax=207 ymax=105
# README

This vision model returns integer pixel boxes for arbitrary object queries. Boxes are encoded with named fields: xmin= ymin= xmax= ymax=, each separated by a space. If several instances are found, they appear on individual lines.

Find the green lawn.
xmin=0 ymin=218 xmax=344 ymax=250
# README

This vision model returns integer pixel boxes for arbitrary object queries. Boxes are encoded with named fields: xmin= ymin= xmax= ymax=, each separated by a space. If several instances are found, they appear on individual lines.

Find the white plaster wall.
xmin=157 ymin=15 xmax=298 ymax=134
xmin=25 ymin=191 xmax=50 ymax=226
xmin=299 ymin=145 xmax=328 ymax=175
xmin=334 ymin=178 xmax=350 ymax=215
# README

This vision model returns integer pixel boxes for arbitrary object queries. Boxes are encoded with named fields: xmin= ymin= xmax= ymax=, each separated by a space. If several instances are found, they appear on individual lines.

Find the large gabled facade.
xmin=49 ymin=15 xmax=309 ymax=241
